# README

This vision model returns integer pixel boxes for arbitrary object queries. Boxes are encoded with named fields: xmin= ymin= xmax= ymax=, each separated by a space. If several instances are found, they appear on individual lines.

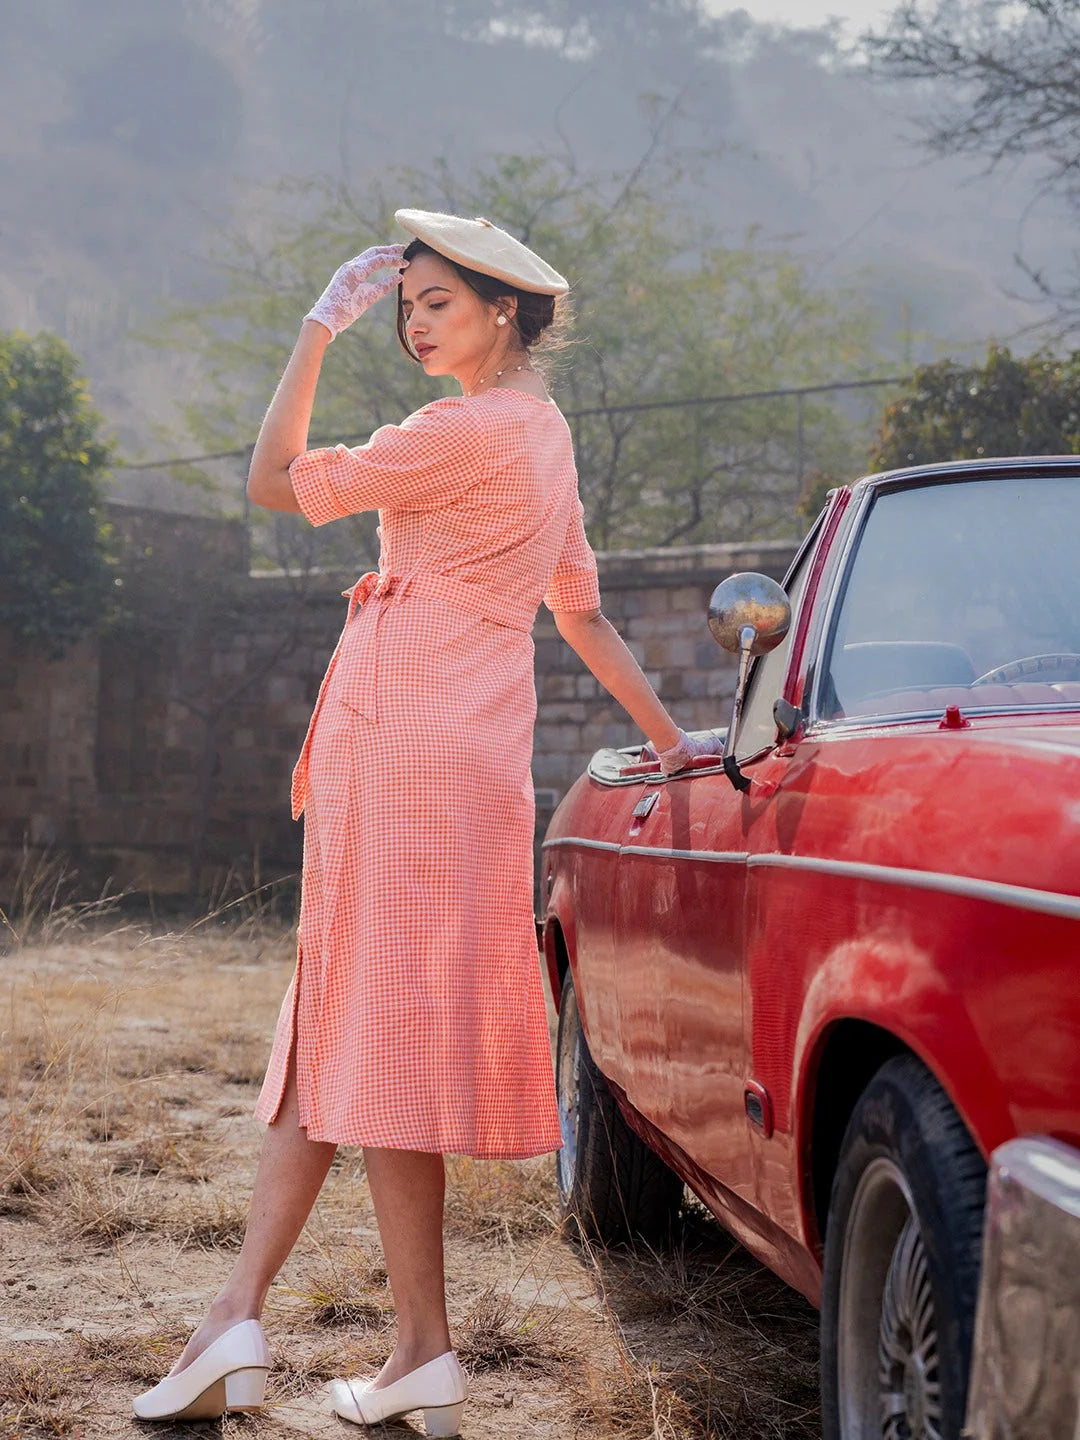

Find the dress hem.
xmin=251 ymin=1105 xmax=563 ymax=1160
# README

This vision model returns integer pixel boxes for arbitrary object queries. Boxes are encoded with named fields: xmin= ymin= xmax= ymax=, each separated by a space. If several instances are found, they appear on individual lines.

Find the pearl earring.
xmin=496 ymin=315 xmax=507 ymax=326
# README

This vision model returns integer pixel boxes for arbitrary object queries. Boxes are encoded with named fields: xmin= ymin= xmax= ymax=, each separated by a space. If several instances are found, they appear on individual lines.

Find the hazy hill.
xmin=2 ymin=0 xmax=1071 ymax=508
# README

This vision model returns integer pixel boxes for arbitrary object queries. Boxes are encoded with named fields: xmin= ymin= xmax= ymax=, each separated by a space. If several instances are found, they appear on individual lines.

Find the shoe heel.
xmin=423 ymin=1399 xmax=466 ymax=1436
xmin=224 ymin=1366 xmax=269 ymax=1410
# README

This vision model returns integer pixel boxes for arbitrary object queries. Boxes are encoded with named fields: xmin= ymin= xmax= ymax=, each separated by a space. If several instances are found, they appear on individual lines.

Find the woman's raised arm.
xmin=248 ymin=246 xmax=407 ymax=512
xmin=247 ymin=320 xmax=329 ymax=512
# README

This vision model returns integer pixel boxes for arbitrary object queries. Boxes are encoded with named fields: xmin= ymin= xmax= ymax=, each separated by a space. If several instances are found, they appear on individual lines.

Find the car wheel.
xmin=555 ymin=969 xmax=683 ymax=1244
xmin=820 ymin=1054 xmax=987 ymax=1440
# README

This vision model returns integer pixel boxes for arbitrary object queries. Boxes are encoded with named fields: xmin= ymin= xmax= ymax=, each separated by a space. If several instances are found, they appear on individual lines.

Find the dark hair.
xmin=395 ymin=238 xmax=566 ymax=367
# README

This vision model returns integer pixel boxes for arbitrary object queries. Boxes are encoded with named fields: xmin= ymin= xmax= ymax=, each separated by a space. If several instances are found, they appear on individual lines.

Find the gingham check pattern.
xmin=253 ymin=390 xmax=600 ymax=1156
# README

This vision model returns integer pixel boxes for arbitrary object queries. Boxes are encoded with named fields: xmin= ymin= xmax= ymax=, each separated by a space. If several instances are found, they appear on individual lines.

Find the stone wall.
xmin=530 ymin=540 xmax=798 ymax=805
xmin=0 ymin=503 xmax=796 ymax=899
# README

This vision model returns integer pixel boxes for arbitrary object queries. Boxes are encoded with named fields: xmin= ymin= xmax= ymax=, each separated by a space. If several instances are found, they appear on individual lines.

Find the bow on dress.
xmin=342 ymin=569 xmax=396 ymax=618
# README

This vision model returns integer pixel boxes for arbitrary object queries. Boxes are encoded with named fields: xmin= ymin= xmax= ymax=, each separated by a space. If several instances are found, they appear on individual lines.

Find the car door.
xmin=566 ymin=774 xmax=653 ymax=1084
xmin=611 ymin=540 xmax=819 ymax=1203
xmin=612 ymin=759 xmax=751 ymax=1193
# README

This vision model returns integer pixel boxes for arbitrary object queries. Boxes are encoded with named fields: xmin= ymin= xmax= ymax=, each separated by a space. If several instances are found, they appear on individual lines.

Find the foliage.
xmin=0 ymin=332 xmax=115 ymax=657
xmin=148 ymin=152 xmax=885 ymax=551
xmin=865 ymin=1 xmax=1080 ymax=326
xmin=796 ymin=467 xmax=841 ymax=523
xmin=870 ymin=344 xmax=1080 ymax=471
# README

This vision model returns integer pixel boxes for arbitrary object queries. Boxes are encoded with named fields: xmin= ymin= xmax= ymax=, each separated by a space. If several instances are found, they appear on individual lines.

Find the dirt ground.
xmin=0 ymin=912 xmax=819 ymax=1440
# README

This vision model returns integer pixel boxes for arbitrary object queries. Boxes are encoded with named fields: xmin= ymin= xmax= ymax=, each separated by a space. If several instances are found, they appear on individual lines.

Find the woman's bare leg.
xmin=361 ymin=1145 xmax=453 ymax=1388
xmin=167 ymin=1034 xmax=336 ymax=1375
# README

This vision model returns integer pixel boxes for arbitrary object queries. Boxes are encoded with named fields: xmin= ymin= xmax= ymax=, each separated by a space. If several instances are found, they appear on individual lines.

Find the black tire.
xmin=554 ymin=969 xmax=683 ymax=1245
xmin=820 ymin=1053 xmax=988 ymax=1440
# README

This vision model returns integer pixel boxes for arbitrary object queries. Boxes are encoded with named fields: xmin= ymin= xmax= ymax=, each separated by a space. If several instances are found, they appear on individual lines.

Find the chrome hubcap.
xmin=837 ymin=1158 xmax=942 ymax=1439
xmin=555 ymin=985 xmax=581 ymax=1201
xmin=879 ymin=1217 xmax=941 ymax=1439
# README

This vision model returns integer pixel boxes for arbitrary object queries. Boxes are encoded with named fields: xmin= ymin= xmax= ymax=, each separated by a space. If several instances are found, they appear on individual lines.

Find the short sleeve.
xmin=543 ymin=494 xmax=601 ymax=612
xmin=288 ymin=397 xmax=487 ymax=525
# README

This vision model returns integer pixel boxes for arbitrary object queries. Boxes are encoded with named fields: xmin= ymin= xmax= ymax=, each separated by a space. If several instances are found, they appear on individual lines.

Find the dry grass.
xmin=0 ymin=897 xmax=820 ymax=1440
xmin=0 ymin=1345 xmax=96 ymax=1438
xmin=571 ymin=1348 xmax=703 ymax=1439
xmin=2 ymin=976 xmax=254 ymax=1251
xmin=0 ymin=893 xmax=288 ymax=1258
xmin=267 ymin=1344 xmax=356 ymax=1403
xmin=444 ymin=1154 xmax=558 ymax=1239
xmin=0 ymin=847 xmax=130 ymax=952
xmin=567 ymin=1206 xmax=821 ymax=1440
xmin=14 ymin=1146 xmax=247 ymax=1251
xmin=109 ymin=1128 xmax=217 ymax=1182
xmin=73 ymin=1328 xmax=192 ymax=1387
xmin=456 ymin=1285 xmax=568 ymax=1374
xmin=284 ymin=1246 xmax=395 ymax=1330
xmin=0 ymin=1140 xmax=62 ymax=1217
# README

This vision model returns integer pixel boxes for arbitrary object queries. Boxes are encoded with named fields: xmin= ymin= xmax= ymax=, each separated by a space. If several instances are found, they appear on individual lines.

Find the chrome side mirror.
xmin=707 ymin=572 xmax=791 ymax=792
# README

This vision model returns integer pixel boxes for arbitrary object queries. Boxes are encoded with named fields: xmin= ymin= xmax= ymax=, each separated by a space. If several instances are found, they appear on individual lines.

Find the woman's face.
xmin=400 ymin=252 xmax=514 ymax=387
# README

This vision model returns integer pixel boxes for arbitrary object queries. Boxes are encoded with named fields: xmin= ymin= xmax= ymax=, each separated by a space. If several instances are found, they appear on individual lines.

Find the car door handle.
xmin=632 ymin=792 xmax=659 ymax=820
xmin=628 ymin=791 xmax=660 ymax=838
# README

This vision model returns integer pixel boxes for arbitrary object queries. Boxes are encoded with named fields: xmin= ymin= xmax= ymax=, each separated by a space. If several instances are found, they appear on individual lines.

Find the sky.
xmin=708 ymin=1 xmax=897 ymax=36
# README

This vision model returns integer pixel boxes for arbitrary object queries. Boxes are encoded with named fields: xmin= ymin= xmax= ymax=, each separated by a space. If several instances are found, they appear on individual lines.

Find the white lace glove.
xmin=657 ymin=727 xmax=725 ymax=776
xmin=304 ymin=245 xmax=409 ymax=340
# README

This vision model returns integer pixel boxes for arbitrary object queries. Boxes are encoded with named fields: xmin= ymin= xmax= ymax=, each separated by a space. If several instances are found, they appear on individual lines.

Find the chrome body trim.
xmin=748 ymin=853 xmax=1080 ymax=921
xmin=544 ymin=840 xmax=1080 ymax=920
xmin=584 ymin=742 xmax=728 ymax=787
xmin=621 ymin=846 xmax=749 ymax=864
xmin=859 ymin=455 xmax=1080 ymax=492
xmin=807 ymin=703 xmax=1080 ymax=735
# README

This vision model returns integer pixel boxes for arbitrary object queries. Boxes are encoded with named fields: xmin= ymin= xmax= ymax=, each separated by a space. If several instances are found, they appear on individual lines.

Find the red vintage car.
xmin=539 ymin=458 xmax=1080 ymax=1440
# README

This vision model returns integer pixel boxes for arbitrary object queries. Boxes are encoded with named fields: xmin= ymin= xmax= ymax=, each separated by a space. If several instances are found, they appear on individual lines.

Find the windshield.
xmin=821 ymin=475 xmax=1080 ymax=720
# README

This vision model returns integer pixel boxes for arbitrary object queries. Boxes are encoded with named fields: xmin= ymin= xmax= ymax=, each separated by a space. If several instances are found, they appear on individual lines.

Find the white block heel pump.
xmin=423 ymin=1399 xmax=467 ymax=1436
xmin=329 ymin=1350 xmax=468 ymax=1434
xmin=223 ymin=1365 xmax=270 ymax=1410
xmin=132 ymin=1318 xmax=271 ymax=1421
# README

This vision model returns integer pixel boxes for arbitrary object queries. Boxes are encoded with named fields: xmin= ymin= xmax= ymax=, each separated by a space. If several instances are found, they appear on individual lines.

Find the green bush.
xmin=872 ymin=345 xmax=1080 ymax=471
xmin=0 ymin=332 xmax=115 ymax=657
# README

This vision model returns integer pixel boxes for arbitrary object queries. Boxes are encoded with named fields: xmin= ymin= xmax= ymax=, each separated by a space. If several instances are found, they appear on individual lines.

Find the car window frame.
xmin=732 ymin=508 xmax=829 ymax=765
xmin=807 ymin=470 xmax=1080 ymax=728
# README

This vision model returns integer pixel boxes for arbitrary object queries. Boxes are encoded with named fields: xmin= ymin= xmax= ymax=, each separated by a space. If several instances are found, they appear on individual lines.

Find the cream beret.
xmin=394 ymin=207 xmax=569 ymax=296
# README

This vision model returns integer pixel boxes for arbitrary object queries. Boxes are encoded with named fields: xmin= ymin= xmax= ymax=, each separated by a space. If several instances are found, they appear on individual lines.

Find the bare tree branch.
xmin=865 ymin=0 xmax=1080 ymax=324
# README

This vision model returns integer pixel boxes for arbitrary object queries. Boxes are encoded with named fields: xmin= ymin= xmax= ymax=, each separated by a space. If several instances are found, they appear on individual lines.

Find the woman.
xmin=132 ymin=209 xmax=722 ymax=1433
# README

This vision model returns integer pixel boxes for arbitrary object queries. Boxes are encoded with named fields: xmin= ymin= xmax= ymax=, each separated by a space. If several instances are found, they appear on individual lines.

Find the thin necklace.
xmin=463 ymin=362 xmax=535 ymax=398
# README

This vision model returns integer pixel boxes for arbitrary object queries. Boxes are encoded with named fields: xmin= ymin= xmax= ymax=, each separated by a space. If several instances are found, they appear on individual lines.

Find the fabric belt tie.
xmin=291 ymin=570 xmax=536 ymax=820
xmin=341 ymin=569 xmax=535 ymax=632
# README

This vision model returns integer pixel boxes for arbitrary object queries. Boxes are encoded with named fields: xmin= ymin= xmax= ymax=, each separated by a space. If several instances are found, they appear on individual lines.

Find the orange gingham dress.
xmin=252 ymin=389 xmax=600 ymax=1157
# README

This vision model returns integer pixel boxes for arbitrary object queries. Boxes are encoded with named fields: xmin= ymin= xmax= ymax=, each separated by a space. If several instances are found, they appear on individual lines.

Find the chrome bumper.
xmin=964 ymin=1136 xmax=1080 ymax=1439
